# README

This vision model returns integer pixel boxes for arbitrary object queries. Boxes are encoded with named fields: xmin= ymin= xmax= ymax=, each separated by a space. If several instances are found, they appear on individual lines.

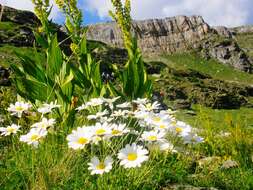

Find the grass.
xmin=0 ymin=22 xmax=17 ymax=31
xmin=1 ymin=22 xmax=253 ymax=190
xmin=1 ymin=93 xmax=253 ymax=189
xmin=0 ymin=45 xmax=45 ymax=67
xmin=146 ymin=53 xmax=253 ymax=85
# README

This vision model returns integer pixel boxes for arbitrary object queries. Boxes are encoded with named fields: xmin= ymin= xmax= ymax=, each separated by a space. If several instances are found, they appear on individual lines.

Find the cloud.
xmin=1 ymin=0 xmax=60 ymax=20
xmin=84 ymin=0 xmax=252 ymax=27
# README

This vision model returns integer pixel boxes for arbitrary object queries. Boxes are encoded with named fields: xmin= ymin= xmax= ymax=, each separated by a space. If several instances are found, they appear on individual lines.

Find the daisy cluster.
xmin=69 ymin=97 xmax=204 ymax=175
xmin=1 ymin=97 xmax=204 ymax=176
xmin=1 ymin=101 xmax=60 ymax=147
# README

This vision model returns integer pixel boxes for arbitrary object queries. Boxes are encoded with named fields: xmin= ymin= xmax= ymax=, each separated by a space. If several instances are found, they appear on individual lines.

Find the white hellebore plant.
xmin=88 ymin=156 xmax=113 ymax=175
xmin=0 ymin=124 xmax=20 ymax=136
xmin=7 ymin=101 xmax=31 ymax=118
xmin=20 ymin=128 xmax=47 ymax=147
xmin=118 ymin=143 xmax=149 ymax=168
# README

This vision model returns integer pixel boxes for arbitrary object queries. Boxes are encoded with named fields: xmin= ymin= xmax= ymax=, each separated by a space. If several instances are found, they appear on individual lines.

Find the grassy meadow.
xmin=1 ymin=1 xmax=253 ymax=189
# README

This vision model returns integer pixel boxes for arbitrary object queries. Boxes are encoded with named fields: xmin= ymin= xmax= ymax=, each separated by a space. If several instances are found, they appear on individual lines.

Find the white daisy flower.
xmin=67 ymin=127 xmax=93 ymax=150
xmin=103 ymin=96 xmax=120 ymax=110
xmin=0 ymin=124 xmax=21 ymax=136
xmin=141 ymin=130 xmax=166 ymax=143
xmin=99 ymin=116 xmax=114 ymax=123
xmin=138 ymin=101 xmax=160 ymax=112
xmin=31 ymin=118 xmax=55 ymax=130
xmin=133 ymin=110 xmax=150 ymax=120
xmin=76 ymin=98 xmax=104 ymax=112
xmin=110 ymin=123 xmax=130 ymax=137
xmin=160 ymin=109 xmax=177 ymax=116
xmin=182 ymin=133 xmax=204 ymax=144
xmin=7 ymin=101 xmax=31 ymax=118
xmin=76 ymin=103 xmax=88 ymax=112
xmin=92 ymin=136 xmax=103 ymax=144
xmin=92 ymin=122 xmax=112 ymax=137
xmin=132 ymin=98 xmax=148 ymax=105
xmin=158 ymin=140 xmax=177 ymax=152
xmin=38 ymin=101 xmax=61 ymax=114
xmin=111 ymin=110 xmax=129 ymax=118
xmin=87 ymin=110 xmax=109 ymax=120
xmin=171 ymin=121 xmax=192 ymax=137
xmin=145 ymin=112 xmax=171 ymax=125
xmin=116 ymin=102 xmax=132 ymax=109
xmin=118 ymin=143 xmax=149 ymax=168
xmin=86 ymin=98 xmax=105 ymax=107
xmin=88 ymin=156 xmax=113 ymax=175
xmin=20 ymin=128 xmax=47 ymax=147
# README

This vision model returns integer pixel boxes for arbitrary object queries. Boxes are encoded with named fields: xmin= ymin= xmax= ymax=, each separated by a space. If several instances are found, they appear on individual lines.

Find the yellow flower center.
xmin=41 ymin=123 xmax=47 ymax=129
xmin=15 ymin=106 xmax=24 ymax=111
xmin=112 ymin=130 xmax=121 ymax=135
xmin=7 ymin=127 xmax=15 ymax=133
xmin=159 ymin=125 xmax=166 ymax=129
xmin=175 ymin=127 xmax=183 ymax=133
xmin=146 ymin=103 xmax=152 ymax=109
xmin=96 ymin=162 xmax=106 ymax=170
xmin=31 ymin=135 xmax=39 ymax=141
xmin=96 ymin=129 xmax=106 ymax=135
xmin=148 ymin=135 xmax=158 ymax=141
xmin=171 ymin=121 xmax=177 ymax=126
xmin=78 ymin=137 xmax=88 ymax=145
xmin=127 ymin=153 xmax=137 ymax=161
xmin=153 ymin=117 xmax=161 ymax=123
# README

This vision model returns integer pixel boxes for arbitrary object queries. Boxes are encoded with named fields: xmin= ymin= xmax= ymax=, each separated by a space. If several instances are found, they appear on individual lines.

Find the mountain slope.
xmin=0 ymin=5 xmax=253 ymax=110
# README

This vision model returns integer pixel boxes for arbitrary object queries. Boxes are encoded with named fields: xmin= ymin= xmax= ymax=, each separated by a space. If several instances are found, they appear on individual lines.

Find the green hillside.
xmin=1 ymin=5 xmax=253 ymax=189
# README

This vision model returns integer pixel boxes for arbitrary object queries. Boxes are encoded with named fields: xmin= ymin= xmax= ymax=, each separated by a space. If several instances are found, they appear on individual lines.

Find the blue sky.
xmin=2 ymin=0 xmax=253 ymax=27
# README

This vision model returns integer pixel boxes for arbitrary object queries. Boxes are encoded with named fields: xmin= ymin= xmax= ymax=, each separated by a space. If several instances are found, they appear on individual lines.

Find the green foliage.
xmin=157 ymin=53 xmax=253 ymax=85
xmin=109 ymin=0 xmax=152 ymax=100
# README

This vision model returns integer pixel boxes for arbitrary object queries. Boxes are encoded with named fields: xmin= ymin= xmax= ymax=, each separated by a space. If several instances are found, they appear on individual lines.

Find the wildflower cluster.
xmin=69 ymin=97 xmax=204 ymax=175
xmin=1 ymin=101 xmax=60 ymax=147
xmin=1 ymin=97 xmax=204 ymax=176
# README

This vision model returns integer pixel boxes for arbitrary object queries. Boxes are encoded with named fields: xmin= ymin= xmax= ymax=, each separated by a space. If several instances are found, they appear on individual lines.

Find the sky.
xmin=1 ymin=0 xmax=253 ymax=27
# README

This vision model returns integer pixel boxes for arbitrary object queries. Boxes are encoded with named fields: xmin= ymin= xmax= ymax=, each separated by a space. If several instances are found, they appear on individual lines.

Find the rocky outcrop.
xmin=201 ymin=40 xmax=252 ymax=73
xmin=230 ymin=25 xmax=253 ymax=34
xmin=87 ymin=16 xmax=211 ymax=54
xmin=0 ymin=5 xmax=40 ymax=25
xmin=0 ymin=5 xmax=69 ymax=47
xmin=0 ymin=66 xmax=10 ymax=86
xmin=87 ymin=16 xmax=252 ymax=73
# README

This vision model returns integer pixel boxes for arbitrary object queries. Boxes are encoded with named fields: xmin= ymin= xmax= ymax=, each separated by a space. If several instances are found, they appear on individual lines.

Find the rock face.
xmin=201 ymin=40 xmax=252 ymax=73
xmin=87 ymin=16 xmax=211 ymax=54
xmin=87 ymin=16 xmax=253 ymax=73
xmin=0 ymin=66 xmax=10 ymax=86
xmin=230 ymin=25 xmax=253 ymax=34
xmin=0 ymin=5 xmax=40 ymax=25
xmin=0 ymin=5 xmax=69 ymax=47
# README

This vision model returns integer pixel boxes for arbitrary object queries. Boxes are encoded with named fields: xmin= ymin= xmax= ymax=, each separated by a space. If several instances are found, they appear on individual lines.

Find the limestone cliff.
xmin=87 ymin=16 xmax=252 ymax=73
